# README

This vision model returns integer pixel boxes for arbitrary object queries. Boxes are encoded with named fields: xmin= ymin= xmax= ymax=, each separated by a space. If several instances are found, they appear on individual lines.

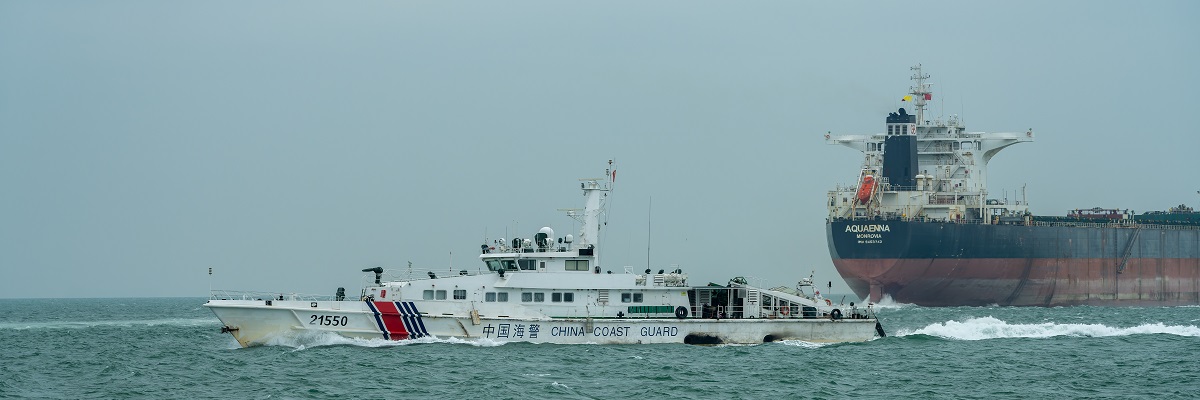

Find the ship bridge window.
xmin=498 ymin=292 xmax=508 ymax=302
xmin=534 ymin=293 xmax=545 ymax=302
xmin=423 ymin=290 xmax=433 ymax=300
xmin=485 ymin=259 xmax=520 ymax=272
xmin=486 ymin=292 xmax=496 ymax=302
xmin=453 ymin=289 xmax=466 ymax=300
xmin=565 ymin=260 xmax=589 ymax=271
xmin=551 ymin=292 xmax=576 ymax=302
xmin=961 ymin=141 xmax=974 ymax=150
xmin=519 ymin=259 xmax=537 ymax=271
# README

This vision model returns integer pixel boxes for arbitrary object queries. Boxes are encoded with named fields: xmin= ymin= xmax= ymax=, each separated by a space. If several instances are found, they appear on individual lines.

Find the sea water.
xmin=1 ymin=298 xmax=1197 ymax=399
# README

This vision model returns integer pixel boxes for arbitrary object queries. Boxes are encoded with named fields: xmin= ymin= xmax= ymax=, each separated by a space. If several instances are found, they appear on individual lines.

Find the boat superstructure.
xmin=207 ymin=162 xmax=883 ymax=346
xmin=825 ymin=66 xmax=1200 ymax=306
xmin=826 ymin=64 xmax=1034 ymax=225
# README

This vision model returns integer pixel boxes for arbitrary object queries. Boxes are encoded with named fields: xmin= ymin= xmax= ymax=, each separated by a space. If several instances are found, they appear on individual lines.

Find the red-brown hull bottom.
xmin=834 ymin=258 xmax=1200 ymax=306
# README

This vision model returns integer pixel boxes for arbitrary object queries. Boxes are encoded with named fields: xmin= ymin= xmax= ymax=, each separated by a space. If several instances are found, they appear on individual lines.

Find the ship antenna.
xmin=646 ymin=195 xmax=652 ymax=271
xmin=910 ymin=64 xmax=931 ymax=125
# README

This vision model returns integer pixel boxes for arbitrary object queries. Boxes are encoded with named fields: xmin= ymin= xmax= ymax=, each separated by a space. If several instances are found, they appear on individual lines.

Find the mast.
xmin=910 ymin=64 xmax=931 ymax=125
xmin=570 ymin=160 xmax=614 ymax=253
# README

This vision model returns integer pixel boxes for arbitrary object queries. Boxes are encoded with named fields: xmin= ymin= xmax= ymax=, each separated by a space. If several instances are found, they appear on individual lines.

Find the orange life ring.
xmin=825 ymin=299 xmax=832 ymax=306
xmin=780 ymin=306 xmax=790 ymax=316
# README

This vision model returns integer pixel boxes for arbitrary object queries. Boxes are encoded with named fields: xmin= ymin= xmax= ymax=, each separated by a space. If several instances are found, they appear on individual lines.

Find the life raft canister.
xmin=856 ymin=175 xmax=875 ymax=204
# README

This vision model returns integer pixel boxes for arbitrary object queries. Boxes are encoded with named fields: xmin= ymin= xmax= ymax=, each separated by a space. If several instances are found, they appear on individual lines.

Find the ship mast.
xmin=909 ymin=64 xmax=931 ymax=125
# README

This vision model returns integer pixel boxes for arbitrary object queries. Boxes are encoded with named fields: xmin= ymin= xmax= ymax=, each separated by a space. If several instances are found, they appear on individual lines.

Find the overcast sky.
xmin=2 ymin=1 xmax=1197 ymax=299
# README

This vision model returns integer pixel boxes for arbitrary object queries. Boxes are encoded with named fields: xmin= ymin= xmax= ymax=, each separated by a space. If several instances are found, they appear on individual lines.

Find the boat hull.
xmin=827 ymin=220 xmax=1200 ymax=306
xmin=205 ymin=300 xmax=879 ymax=347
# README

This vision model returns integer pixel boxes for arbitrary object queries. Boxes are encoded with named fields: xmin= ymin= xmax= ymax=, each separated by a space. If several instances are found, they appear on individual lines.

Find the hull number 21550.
xmin=310 ymin=315 xmax=349 ymax=326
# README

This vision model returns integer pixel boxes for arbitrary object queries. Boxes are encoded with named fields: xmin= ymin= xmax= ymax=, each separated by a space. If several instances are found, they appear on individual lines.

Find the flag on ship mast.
xmin=902 ymin=95 xmax=912 ymax=101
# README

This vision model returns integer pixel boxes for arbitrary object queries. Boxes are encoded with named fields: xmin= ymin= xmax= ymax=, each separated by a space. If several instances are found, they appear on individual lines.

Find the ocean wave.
xmin=776 ymin=340 xmax=833 ymax=348
xmin=867 ymin=294 xmax=915 ymax=310
xmin=896 ymin=316 xmax=1200 ymax=340
xmin=0 ymin=318 xmax=217 ymax=331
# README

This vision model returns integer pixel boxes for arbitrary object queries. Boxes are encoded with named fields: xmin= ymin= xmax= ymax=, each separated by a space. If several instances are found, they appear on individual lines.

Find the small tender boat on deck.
xmin=206 ymin=162 xmax=884 ymax=346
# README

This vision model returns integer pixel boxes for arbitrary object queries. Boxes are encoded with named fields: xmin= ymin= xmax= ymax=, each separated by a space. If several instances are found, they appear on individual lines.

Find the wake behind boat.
xmin=206 ymin=162 xmax=884 ymax=346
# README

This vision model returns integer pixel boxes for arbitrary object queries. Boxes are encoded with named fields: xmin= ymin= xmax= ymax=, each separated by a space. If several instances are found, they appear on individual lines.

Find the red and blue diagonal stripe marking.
xmin=366 ymin=301 xmax=429 ymax=340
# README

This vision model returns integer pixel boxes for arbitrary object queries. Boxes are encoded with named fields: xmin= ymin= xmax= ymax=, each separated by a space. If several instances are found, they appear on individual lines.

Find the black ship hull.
xmin=827 ymin=219 xmax=1200 ymax=306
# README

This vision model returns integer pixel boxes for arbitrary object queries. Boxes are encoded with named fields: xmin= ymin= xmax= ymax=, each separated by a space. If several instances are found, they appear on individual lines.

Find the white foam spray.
xmin=897 ymin=316 xmax=1200 ymax=340
xmin=777 ymin=340 xmax=833 ymax=348
xmin=867 ymin=294 xmax=914 ymax=310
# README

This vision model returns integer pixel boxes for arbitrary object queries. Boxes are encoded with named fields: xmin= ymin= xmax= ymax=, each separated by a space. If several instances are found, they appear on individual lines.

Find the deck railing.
xmin=829 ymin=216 xmax=1200 ymax=230
xmin=208 ymin=290 xmax=336 ymax=301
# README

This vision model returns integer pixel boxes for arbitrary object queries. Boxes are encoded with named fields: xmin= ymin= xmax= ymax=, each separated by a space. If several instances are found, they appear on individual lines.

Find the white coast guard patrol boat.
xmin=205 ymin=162 xmax=884 ymax=347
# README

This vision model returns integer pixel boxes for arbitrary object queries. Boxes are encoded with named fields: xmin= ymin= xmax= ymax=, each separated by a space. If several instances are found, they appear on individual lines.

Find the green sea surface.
xmin=1 ymin=298 xmax=1197 ymax=399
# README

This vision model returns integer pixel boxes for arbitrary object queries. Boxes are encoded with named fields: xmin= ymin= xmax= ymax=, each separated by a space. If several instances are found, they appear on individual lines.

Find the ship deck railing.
xmin=377 ymin=268 xmax=492 ymax=283
xmin=829 ymin=216 xmax=1200 ymax=230
xmin=209 ymin=290 xmax=337 ymax=302
xmin=1028 ymin=221 xmax=1200 ymax=230
xmin=691 ymin=304 xmax=876 ymax=320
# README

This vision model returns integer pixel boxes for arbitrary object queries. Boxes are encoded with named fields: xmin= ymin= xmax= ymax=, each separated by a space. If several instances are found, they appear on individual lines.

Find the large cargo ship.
xmin=825 ymin=65 xmax=1200 ymax=306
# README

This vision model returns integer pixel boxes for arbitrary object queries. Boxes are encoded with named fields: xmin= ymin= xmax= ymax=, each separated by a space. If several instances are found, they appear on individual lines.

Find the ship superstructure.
xmin=826 ymin=64 xmax=1034 ymax=224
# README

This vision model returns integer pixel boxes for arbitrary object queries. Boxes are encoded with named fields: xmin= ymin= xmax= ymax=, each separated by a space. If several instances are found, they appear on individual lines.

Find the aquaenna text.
xmin=844 ymin=224 xmax=891 ymax=233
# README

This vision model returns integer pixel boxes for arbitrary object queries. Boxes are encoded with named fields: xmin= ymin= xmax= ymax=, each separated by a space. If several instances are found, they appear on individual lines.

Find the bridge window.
xmin=485 ymin=259 xmax=520 ymax=272
xmin=534 ymin=293 xmax=545 ymax=302
xmin=621 ymin=293 xmax=632 ymax=303
xmin=565 ymin=260 xmax=589 ymax=271
xmin=486 ymin=292 xmax=496 ymax=302
xmin=435 ymin=290 xmax=447 ymax=300
xmin=497 ymin=292 xmax=509 ymax=302
xmin=633 ymin=293 xmax=643 ymax=303
xmin=522 ymin=292 xmax=532 ymax=302
xmin=453 ymin=290 xmax=466 ymax=300
xmin=519 ymin=259 xmax=537 ymax=270
xmin=423 ymin=290 xmax=433 ymax=300
xmin=563 ymin=293 xmax=574 ymax=302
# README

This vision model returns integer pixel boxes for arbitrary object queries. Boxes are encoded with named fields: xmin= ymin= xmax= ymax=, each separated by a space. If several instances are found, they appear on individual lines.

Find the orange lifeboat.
xmin=856 ymin=175 xmax=875 ymax=204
